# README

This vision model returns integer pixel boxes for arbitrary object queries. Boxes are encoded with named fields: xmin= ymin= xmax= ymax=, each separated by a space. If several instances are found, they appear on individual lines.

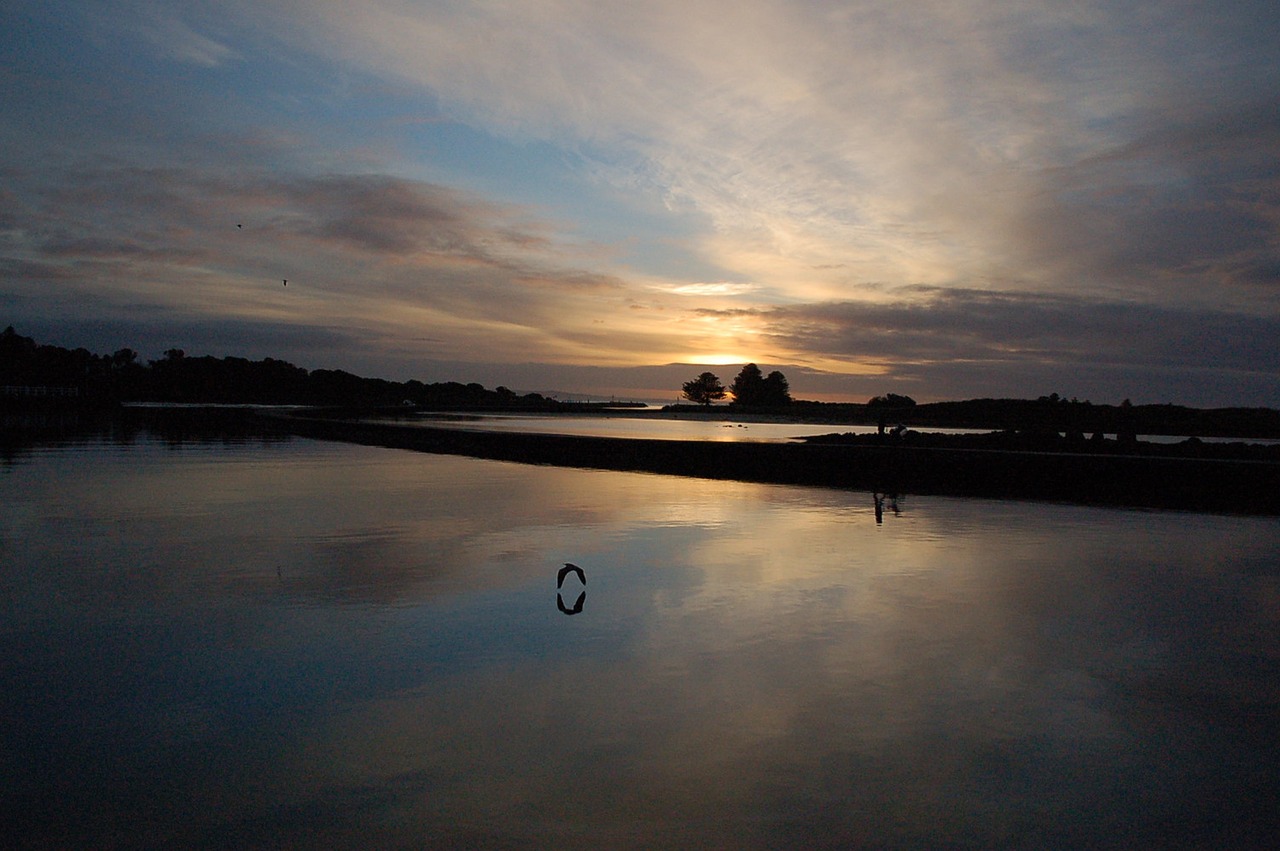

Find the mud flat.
xmin=269 ymin=413 xmax=1280 ymax=515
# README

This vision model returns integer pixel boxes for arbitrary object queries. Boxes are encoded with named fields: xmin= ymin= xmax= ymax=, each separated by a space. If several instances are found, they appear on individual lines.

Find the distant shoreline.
xmin=6 ymin=405 xmax=1276 ymax=514
xmin=265 ymin=409 xmax=1280 ymax=515
xmin=7 ymin=327 xmax=1280 ymax=440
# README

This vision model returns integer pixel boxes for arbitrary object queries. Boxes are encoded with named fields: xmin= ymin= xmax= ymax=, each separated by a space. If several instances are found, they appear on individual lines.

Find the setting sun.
xmin=685 ymin=353 xmax=757 ymax=367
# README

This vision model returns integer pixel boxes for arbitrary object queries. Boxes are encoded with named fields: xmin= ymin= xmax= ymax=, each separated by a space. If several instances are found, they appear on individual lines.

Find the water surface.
xmin=3 ymin=433 xmax=1277 ymax=847
xmin=409 ymin=411 xmax=865 ymax=442
xmin=405 ymin=411 xmax=1279 ymax=445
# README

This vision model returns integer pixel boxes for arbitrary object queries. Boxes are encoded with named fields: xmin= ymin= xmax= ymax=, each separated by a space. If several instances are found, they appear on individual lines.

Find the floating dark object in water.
xmin=557 ymin=590 xmax=585 ymax=615
xmin=557 ymin=562 xmax=586 ymax=588
xmin=557 ymin=563 xmax=586 ymax=615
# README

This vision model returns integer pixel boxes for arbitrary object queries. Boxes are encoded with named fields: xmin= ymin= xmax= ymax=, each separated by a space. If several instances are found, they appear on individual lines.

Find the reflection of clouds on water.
xmin=6 ymin=436 xmax=1280 ymax=847
xmin=241 ymin=493 xmax=1280 ymax=845
xmin=410 ymin=412 xmax=870 ymax=444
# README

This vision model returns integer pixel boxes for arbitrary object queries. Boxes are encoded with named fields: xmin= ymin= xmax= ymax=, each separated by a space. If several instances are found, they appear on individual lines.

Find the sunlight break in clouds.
xmin=2 ymin=0 xmax=1279 ymax=404
xmin=283 ymin=0 xmax=1280 ymax=300
xmin=665 ymin=282 xmax=760 ymax=297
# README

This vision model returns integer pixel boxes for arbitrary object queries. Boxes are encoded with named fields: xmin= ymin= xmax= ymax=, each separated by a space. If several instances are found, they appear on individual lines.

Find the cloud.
xmin=1013 ymin=99 xmax=1280 ymax=293
xmin=223 ymin=0 xmax=1280 ymax=304
xmin=139 ymin=11 xmax=238 ymax=67
xmin=0 ymin=159 xmax=728 ymax=370
xmin=27 ymin=1 xmax=1280 ymax=305
xmin=270 ymin=175 xmax=519 ymax=259
xmin=741 ymin=287 xmax=1280 ymax=404
xmin=76 ymin=1 xmax=239 ymax=67
xmin=763 ymin=287 xmax=1280 ymax=368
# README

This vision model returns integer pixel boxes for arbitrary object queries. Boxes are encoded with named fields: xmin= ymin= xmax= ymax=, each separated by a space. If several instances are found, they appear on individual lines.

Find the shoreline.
xmin=266 ymin=411 xmax=1280 ymax=515
xmin=7 ymin=405 xmax=1276 ymax=514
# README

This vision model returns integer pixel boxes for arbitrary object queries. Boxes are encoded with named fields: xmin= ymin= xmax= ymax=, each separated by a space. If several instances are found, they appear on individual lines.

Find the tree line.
xmin=682 ymin=363 xmax=792 ymax=407
xmin=8 ymin=327 xmax=1279 ymax=438
xmin=0 ymin=326 xmax=560 ymax=409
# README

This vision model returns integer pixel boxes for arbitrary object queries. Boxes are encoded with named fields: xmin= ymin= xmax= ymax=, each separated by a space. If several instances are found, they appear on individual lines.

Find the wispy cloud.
xmin=0 ymin=160 xmax=734 ymax=368
xmin=227 ymin=0 xmax=1279 ymax=304
xmin=79 ymin=1 xmax=239 ymax=67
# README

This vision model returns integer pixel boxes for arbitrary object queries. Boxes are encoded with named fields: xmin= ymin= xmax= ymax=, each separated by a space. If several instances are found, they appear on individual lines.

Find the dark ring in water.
xmin=557 ymin=590 xmax=586 ymax=615
xmin=557 ymin=563 xmax=586 ymax=588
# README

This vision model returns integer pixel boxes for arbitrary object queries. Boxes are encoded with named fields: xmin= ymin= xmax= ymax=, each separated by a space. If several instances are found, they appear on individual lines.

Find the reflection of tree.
xmin=873 ymin=492 xmax=903 ymax=524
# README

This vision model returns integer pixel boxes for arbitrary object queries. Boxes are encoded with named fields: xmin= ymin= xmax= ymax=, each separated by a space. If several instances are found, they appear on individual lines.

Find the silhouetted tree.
xmin=729 ymin=363 xmax=765 ymax=405
xmin=761 ymin=370 xmax=792 ymax=406
xmin=1 ymin=326 xmax=37 ymax=382
xmin=682 ymin=372 xmax=726 ymax=406
xmin=1117 ymin=398 xmax=1137 ymax=446
xmin=868 ymin=393 xmax=916 ymax=407
xmin=729 ymin=363 xmax=791 ymax=406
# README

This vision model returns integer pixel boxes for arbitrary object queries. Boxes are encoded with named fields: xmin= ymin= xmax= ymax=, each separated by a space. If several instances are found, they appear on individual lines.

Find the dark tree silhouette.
xmin=729 ymin=363 xmax=791 ymax=406
xmin=729 ymin=363 xmax=765 ymax=405
xmin=761 ymin=370 xmax=791 ymax=406
xmin=682 ymin=372 xmax=726 ymax=406
xmin=868 ymin=393 xmax=916 ymax=408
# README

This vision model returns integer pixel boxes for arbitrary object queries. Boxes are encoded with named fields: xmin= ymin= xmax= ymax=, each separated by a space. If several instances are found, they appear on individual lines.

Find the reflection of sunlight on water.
xmin=411 ymin=412 xmax=883 ymax=442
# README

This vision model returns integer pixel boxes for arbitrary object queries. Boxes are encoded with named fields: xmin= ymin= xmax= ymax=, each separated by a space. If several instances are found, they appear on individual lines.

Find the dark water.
xmin=2 ymin=433 xmax=1278 ymax=848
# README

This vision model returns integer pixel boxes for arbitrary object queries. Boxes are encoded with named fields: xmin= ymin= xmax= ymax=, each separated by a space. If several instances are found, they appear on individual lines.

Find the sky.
xmin=3 ymin=0 xmax=1279 ymax=405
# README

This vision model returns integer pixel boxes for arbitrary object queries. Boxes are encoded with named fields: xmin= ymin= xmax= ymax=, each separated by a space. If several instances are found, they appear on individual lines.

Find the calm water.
xmin=3 ymin=432 xmax=1278 ymax=848
xmin=407 ymin=411 xmax=893 ymax=442
xmin=405 ymin=412 xmax=1280 ymax=445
